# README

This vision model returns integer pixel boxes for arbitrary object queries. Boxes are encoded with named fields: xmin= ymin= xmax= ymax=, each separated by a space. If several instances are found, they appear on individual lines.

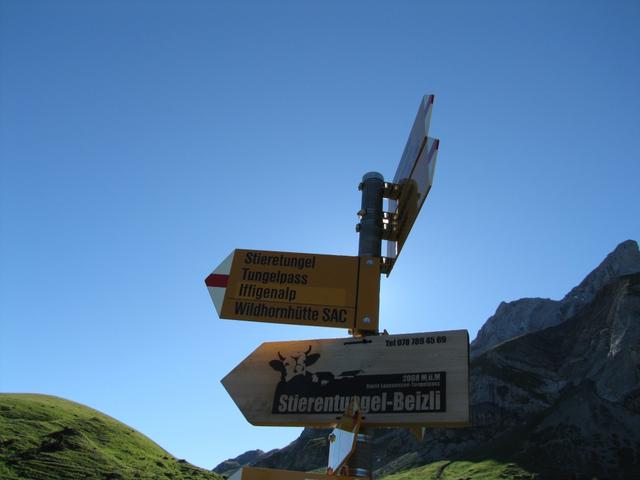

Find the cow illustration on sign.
xmin=269 ymin=346 xmax=362 ymax=388
xmin=269 ymin=346 xmax=331 ymax=386
xmin=269 ymin=345 xmax=318 ymax=380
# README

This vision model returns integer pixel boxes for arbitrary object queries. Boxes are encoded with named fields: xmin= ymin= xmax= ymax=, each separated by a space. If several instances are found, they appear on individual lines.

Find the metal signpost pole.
xmin=349 ymin=171 xmax=385 ymax=479
xmin=357 ymin=172 xmax=385 ymax=258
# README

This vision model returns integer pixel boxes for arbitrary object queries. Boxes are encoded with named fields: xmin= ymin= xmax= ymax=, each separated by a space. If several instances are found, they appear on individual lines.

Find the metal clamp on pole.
xmin=381 ymin=211 xmax=399 ymax=241
xmin=380 ymin=257 xmax=393 ymax=276
xmin=382 ymin=181 xmax=401 ymax=200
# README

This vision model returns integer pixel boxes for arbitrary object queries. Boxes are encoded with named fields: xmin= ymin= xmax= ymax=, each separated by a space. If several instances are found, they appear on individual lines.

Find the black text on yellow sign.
xmin=219 ymin=249 xmax=378 ymax=330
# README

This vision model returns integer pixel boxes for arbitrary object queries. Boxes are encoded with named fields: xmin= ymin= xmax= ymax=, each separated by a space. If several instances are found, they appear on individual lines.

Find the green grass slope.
xmin=381 ymin=460 xmax=538 ymax=480
xmin=0 ymin=394 xmax=222 ymax=480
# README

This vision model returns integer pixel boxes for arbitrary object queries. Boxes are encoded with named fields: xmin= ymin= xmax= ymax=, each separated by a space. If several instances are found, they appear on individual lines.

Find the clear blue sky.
xmin=1 ymin=0 xmax=638 ymax=470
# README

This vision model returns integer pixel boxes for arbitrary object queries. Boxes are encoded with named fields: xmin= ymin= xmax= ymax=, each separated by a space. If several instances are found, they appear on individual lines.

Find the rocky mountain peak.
xmin=471 ymin=240 xmax=640 ymax=357
xmin=561 ymin=239 xmax=640 ymax=317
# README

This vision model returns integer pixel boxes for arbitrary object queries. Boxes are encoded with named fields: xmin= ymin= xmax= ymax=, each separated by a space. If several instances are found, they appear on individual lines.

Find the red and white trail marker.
xmin=204 ymin=251 xmax=233 ymax=316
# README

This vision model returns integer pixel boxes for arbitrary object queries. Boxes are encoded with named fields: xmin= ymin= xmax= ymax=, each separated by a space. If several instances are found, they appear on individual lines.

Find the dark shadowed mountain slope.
xmin=461 ymin=273 xmax=640 ymax=479
xmin=0 ymin=394 xmax=222 ymax=480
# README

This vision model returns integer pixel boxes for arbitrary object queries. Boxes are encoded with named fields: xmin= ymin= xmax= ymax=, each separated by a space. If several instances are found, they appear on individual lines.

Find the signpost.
xmin=221 ymin=330 xmax=469 ymax=428
xmin=205 ymin=95 xmax=459 ymax=479
xmin=205 ymin=249 xmax=380 ymax=331
xmin=385 ymin=95 xmax=440 ymax=273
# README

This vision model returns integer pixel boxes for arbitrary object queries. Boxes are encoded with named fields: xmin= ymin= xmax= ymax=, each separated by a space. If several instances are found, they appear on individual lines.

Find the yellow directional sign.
xmin=228 ymin=466 xmax=356 ymax=480
xmin=222 ymin=330 xmax=469 ymax=428
xmin=205 ymin=249 xmax=380 ymax=331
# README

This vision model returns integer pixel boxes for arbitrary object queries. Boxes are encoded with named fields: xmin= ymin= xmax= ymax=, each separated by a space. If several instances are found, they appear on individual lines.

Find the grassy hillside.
xmin=381 ymin=460 xmax=537 ymax=479
xmin=0 ymin=393 xmax=221 ymax=480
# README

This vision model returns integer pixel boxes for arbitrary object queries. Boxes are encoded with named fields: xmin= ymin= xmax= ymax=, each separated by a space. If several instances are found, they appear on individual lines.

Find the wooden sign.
xmin=221 ymin=330 xmax=469 ymax=428
xmin=386 ymin=94 xmax=440 ymax=273
xmin=228 ymin=466 xmax=356 ymax=480
xmin=205 ymin=249 xmax=379 ymax=331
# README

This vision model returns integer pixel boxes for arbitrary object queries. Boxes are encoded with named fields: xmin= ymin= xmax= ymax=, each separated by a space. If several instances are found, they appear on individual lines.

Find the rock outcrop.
xmin=471 ymin=240 xmax=640 ymax=357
